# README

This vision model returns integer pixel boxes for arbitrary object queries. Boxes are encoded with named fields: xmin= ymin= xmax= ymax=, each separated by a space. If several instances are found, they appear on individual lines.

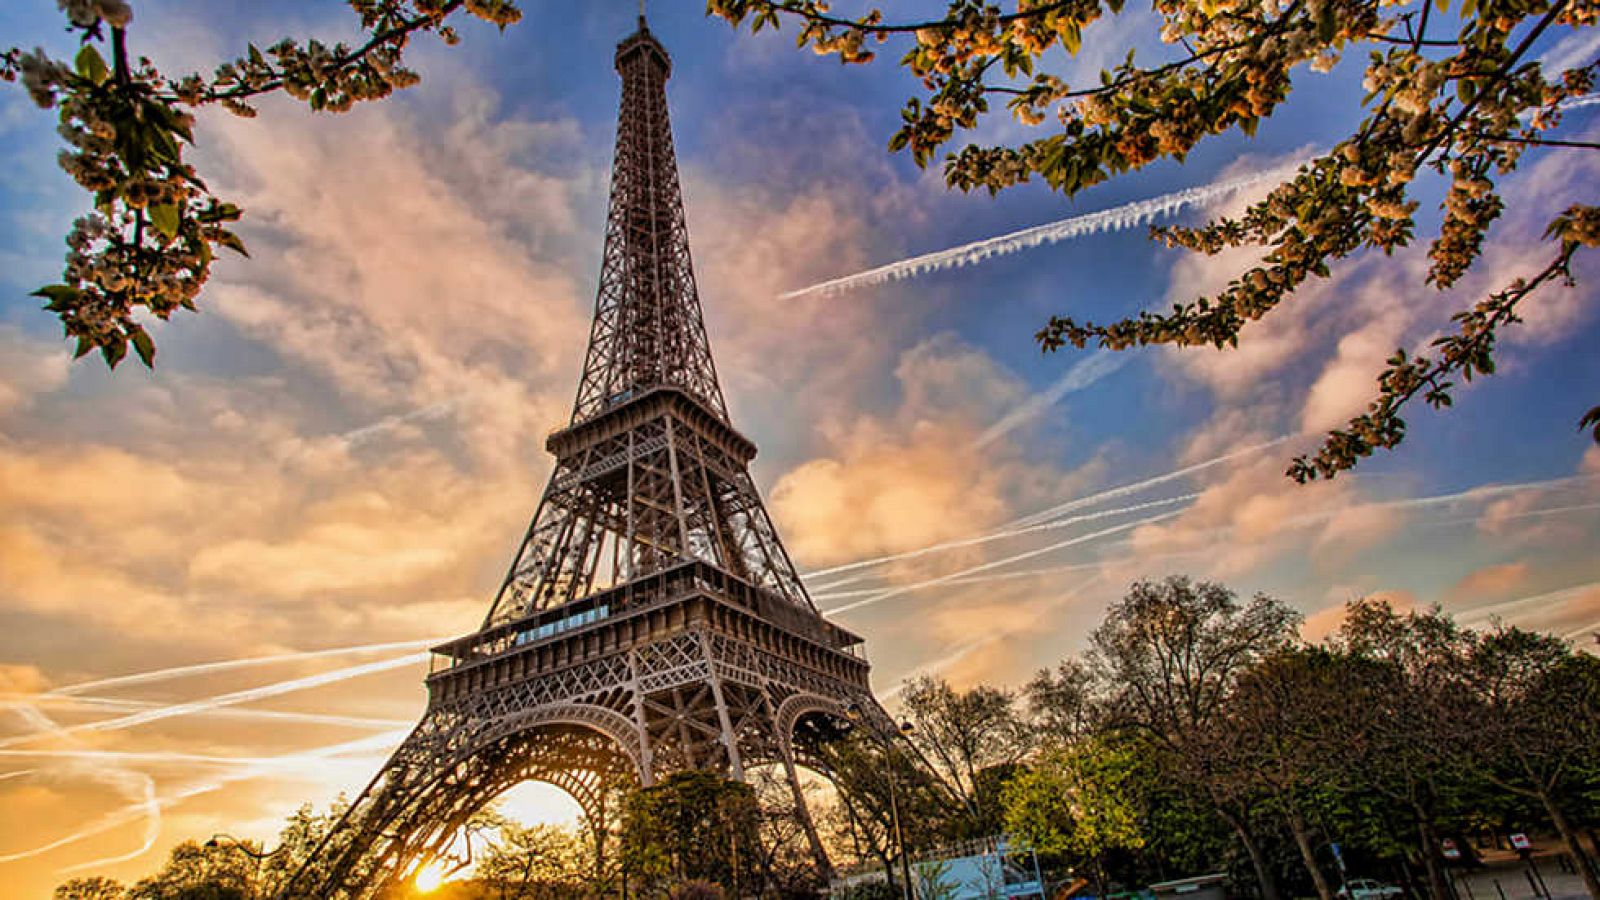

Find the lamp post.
xmin=845 ymin=701 xmax=917 ymax=900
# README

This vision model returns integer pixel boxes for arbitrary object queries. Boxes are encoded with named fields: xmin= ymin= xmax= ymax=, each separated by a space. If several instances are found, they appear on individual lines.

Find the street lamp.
xmin=844 ymin=701 xmax=917 ymax=900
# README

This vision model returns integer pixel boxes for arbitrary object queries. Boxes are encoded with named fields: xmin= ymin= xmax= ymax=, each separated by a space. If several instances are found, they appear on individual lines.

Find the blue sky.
xmin=0 ymin=1 xmax=1597 ymax=892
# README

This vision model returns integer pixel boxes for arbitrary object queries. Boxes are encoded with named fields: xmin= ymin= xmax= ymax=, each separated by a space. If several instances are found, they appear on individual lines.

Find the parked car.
xmin=1337 ymin=880 xmax=1404 ymax=900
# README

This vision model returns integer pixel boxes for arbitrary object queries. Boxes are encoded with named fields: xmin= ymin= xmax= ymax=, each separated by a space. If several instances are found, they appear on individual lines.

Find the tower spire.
xmin=570 ymin=11 xmax=726 ymax=425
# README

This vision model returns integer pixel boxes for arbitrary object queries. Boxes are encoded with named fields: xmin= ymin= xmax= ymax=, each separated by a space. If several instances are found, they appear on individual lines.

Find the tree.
xmin=125 ymin=841 xmax=257 ymax=900
xmin=1024 ymin=657 xmax=1099 ymax=742
xmin=1088 ymin=576 xmax=1301 ymax=900
xmin=0 ymin=0 xmax=523 ymax=369
xmin=618 ymin=770 xmax=762 ymax=896
xmin=899 ymin=675 xmax=1031 ymax=835
xmin=1463 ymin=626 xmax=1600 ymax=900
xmin=475 ymin=822 xmax=586 ymax=900
xmin=1227 ymin=648 xmax=1372 ymax=900
xmin=54 ymin=878 xmax=128 ymax=900
xmin=1326 ymin=597 xmax=1475 ymax=900
xmin=1002 ymin=734 xmax=1146 ymax=889
xmin=708 ymin=1 xmax=1600 ymax=479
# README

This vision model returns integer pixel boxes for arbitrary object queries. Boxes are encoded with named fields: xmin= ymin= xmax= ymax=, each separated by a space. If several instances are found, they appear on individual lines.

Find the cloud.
xmin=0 ymin=665 xmax=52 ymax=695
xmin=770 ymin=335 xmax=1033 ymax=566
xmin=1450 ymin=561 xmax=1533 ymax=600
xmin=0 ymin=328 xmax=70 ymax=417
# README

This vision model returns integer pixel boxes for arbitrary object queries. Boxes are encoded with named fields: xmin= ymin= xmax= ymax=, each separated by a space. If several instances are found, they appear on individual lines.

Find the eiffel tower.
xmin=277 ymin=16 xmax=879 ymax=898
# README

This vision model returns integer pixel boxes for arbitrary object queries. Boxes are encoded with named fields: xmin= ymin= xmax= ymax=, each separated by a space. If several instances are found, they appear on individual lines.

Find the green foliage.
xmin=709 ymin=1 xmax=1600 ymax=479
xmin=1003 ymin=735 xmax=1145 ymax=863
xmin=619 ymin=770 xmax=762 ymax=895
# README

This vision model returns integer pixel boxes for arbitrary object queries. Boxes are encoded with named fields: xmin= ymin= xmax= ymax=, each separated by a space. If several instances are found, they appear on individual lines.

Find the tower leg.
xmin=781 ymin=743 xmax=835 ymax=882
xmin=702 ymin=635 xmax=745 ymax=779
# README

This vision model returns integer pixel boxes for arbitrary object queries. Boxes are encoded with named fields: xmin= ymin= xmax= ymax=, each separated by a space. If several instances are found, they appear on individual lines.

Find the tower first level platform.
xmin=427 ymin=556 xmax=872 ymax=783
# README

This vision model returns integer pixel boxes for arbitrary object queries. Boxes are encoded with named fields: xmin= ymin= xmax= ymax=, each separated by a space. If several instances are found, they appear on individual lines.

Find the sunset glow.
xmin=1 ymin=1 xmax=1597 ymax=898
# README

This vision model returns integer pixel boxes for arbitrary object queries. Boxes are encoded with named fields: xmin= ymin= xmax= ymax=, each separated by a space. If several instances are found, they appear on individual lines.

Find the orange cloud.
xmin=1450 ymin=561 xmax=1533 ymax=600
xmin=1301 ymin=589 xmax=1419 ymax=643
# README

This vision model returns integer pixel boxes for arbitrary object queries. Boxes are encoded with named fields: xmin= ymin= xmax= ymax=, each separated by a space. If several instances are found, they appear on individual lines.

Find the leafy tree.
xmin=1326 ymin=597 xmax=1475 ymax=900
xmin=1463 ymin=626 xmax=1600 ymax=900
xmin=618 ymin=770 xmax=762 ymax=896
xmin=125 ymin=840 xmax=257 ymax=900
xmin=55 ymin=878 xmax=128 ymax=900
xmin=899 ymin=675 xmax=1031 ymax=834
xmin=814 ymin=729 xmax=951 ymax=895
xmin=1003 ymin=734 xmax=1146 ymax=885
xmin=475 ymin=821 xmax=586 ymax=900
xmin=1227 ymin=648 xmax=1374 ymax=900
xmin=1089 ymin=576 xmax=1301 ymax=900
xmin=709 ymin=1 xmax=1600 ymax=479
xmin=1024 ymin=657 xmax=1099 ymax=742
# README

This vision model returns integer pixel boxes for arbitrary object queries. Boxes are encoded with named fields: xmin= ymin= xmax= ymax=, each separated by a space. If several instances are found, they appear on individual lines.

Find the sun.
xmin=413 ymin=859 xmax=449 ymax=894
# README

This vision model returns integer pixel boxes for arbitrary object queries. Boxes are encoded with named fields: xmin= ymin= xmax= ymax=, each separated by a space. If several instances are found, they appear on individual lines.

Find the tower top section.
xmin=568 ymin=15 xmax=725 ymax=426
xmin=616 ymin=17 xmax=671 ymax=76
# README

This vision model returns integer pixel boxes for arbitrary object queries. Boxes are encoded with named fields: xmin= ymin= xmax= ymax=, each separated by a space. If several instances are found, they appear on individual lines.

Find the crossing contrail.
xmin=826 ymin=510 xmax=1186 ymax=615
xmin=823 ymin=475 xmax=1594 ymax=615
xmin=0 ymin=652 xmax=429 ymax=748
xmin=807 ymin=493 xmax=1197 ymax=587
xmin=1 ymin=694 xmax=412 ymax=730
xmin=0 ymin=730 xmax=408 ymax=869
xmin=779 ymin=165 xmax=1298 ymax=300
xmin=1013 ymin=436 xmax=1295 ymax=529
xmin=50 ymin=637 xmax=440 ymax=696
xmin=1456 ymin=581 xmax=1600 ymax=625
xmin=975 ymin=352 xmax=1129 ymax=448
xmin=805 ymin=435 xmax=1289 ymax=588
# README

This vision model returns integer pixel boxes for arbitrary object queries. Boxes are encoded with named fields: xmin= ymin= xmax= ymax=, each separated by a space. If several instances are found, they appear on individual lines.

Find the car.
xmin=1337 ymin=879 xmax=1405 ymax=900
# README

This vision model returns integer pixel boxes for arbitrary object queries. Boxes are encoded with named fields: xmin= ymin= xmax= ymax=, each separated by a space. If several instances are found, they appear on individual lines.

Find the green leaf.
xmin=32 ymin=284 xmax=81 ymax=311
xmin=149 ymin=203 xmax=180 ymax=239
xmin=129 ymin=327 xmax=156 ymax=368
xmin=1316 ymin=3 xmax=1337 ymax=42
xmin=215 ymin=230 xmax=250 ymax=258
xmin=75 ymin=44 xmax=109 ymax=85
xmin=1062 ymin=21 xmax=1081 ymax=55
xmin=101 ymin=338 xmax=127 ymax=369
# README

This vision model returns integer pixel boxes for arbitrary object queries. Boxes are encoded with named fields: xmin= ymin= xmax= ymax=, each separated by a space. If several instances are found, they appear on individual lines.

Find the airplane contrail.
xmin=975 ymin=352 xmax=1129 ymax=449
xmin=805 ymin=434 xmax=1289 ymax=587
xmin=807 ymin=493 xmax=1197 ymax=587
xmin=827 ymin=510 xmax=1186 ymax=615
xmin=1 ymin=694 xmax=412 ymax=730
xmin=1013 ymin=436 xmax=1295 ymax=529
xmin=782 ymin=94 xmax=1596 ymax=304
xmin=809 ymin=546 xmax=1212 ymax=601
xmin=0 ymin=730 xmax=408 ymax=868
xmin=825 ymin=475 xmax=1594 ymax=615
xmin=50 ymin=637 xmax=441 ymax=697
xmin=1 ymin=652 xmax=429 ymax=748
xmin=780 ymin=165 xmax=1298 ymax=300
xmin=877 ymin=573 xmax=1106 ymax=699
xmin=1456 ymin=581 xmax=1600 ymax=624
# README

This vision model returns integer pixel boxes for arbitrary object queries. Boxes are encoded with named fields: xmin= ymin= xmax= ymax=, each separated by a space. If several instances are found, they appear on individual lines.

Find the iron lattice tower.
xmin=277 ymin=19 xmax=879 ymax=898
